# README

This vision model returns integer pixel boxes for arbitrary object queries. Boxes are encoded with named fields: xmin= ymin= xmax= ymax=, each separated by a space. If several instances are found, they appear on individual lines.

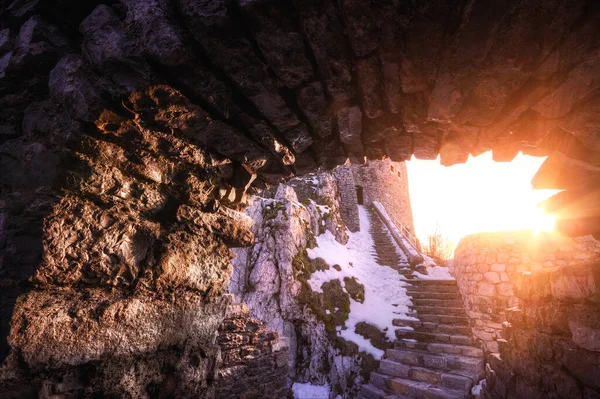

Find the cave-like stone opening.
xmin=0 ymin=0 xmax=599 ymax=397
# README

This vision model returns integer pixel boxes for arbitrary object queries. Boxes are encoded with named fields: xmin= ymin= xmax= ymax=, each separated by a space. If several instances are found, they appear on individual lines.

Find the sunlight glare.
xmin=406 ymin=151 xmax=560 ymax=247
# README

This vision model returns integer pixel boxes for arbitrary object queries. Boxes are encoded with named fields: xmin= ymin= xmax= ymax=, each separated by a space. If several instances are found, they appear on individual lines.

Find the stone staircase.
xmin=361 ymin=279 xmax=484 ymax=399
xmin=369 ymin=210 xmax=414 ymax=279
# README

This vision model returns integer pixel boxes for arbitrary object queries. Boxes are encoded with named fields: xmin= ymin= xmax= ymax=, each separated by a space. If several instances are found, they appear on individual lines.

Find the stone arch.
xmin=0 ymin=0 xmax=599 ymax=396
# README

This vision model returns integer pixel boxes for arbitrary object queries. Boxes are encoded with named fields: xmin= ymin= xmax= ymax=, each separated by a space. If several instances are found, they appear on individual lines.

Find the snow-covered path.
xmin=306 ymin=206 xmax=415 ymax=359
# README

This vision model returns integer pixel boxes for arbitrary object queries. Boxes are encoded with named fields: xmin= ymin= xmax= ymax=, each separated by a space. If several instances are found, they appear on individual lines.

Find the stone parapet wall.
xmin=484 ymin=261 xmax=600 ymax=399
xmin=452 ymin=230 xmax=600 ymax=353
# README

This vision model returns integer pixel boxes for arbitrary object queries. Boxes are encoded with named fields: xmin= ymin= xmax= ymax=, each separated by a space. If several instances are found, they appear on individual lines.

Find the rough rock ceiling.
xmin=1 ymin=0 xmax=599 ymax=237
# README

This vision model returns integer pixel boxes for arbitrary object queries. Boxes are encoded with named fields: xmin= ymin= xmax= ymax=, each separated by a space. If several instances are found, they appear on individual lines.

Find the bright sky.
xmin=406 ymin=151 xmax=560 ymax=247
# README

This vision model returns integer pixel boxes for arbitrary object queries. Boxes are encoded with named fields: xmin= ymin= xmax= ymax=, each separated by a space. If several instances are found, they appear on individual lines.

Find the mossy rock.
xmin=297 ymin=277 xmax=351 ymax=335
xmin=344 ymin=277 xmax=365 ymax=303
xmin=358 ymin=352 xmax=380 ymax=380
xmin=354 ymin=322 xmax=393 ymax=350
xmin=317 ymin=197 xmax=335 ymax=208
xmin=333 ymin=336 xmax=359 ymax=357
xmin=263 ymin=201 xmax=287 ymax=221
xmin=293 ymin=249 xmax=330 ymax=278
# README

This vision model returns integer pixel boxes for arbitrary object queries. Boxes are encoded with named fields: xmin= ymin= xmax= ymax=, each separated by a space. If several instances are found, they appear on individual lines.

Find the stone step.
xmin=412 ymin=298 xmax=463 ymax=307
xmin=392 ymin=319 xmax=422 ymax=329
xmin=406 ymin=284 xmax=459 ymax=293
xmin=361 ymin=383 xmax=403 ymax=399
xmin=395 ymin=330 xmax=473 ymax=346
xmin=411 ymin=306 xmax=466 ymax=316
xmin=388 ymin=377 xmax=468 ymax=399
xmin=409 ymin=280 xmax=457 ymax=286
xmin=407 ymin=366 xmax=478 ymax=391
xmin=417 ymin=314 xmax=469 ymax=325
xmin=392 ymin=320 xmax=469 ymax=334
xmin=394 ymin=340 xmax=484 ymax=358
xmin=406 ymin=290 xmax=462 ymax=300
xmin=415 ymin=323 xmax=470 ymax=335
xmin=385 ymin=349 xmax=484 ymax=374
xmin=371 ymin=369 xmax=473 ymax=398
xmin=379 ymin=359 xmax=410 ymax=378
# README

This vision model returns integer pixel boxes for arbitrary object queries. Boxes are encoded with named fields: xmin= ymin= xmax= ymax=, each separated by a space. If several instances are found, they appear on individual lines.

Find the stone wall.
xmin=351 ymin=159 xmax=415 ymax=236
xmin=452 ymin=230 xmax=600 ymax=353
xmin=333 ymin=166 xmax=361 ymax=232
xmin=485 ymin=261 xmax=600 ymax=399
xmin=216 ymin=304 xmax=290 ymax=399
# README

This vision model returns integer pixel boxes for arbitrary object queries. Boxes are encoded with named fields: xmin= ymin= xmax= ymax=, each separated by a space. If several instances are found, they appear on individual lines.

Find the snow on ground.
xmin=292 ymin=382 xmax=330 ymax=399
xmin=383 ymin=224 xmax=409 ymax=264
xmin=471 ymin=379 xmax=486 ymax=397
xmin=306 ymin=206 xmax=415 ymax=359
xmin=413 ymin=265 xmax=455 ymax=280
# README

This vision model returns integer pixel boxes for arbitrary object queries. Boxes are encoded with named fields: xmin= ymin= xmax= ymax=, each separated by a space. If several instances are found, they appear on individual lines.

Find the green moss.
xmin=344 ymin=277 xmax=365 ymax=303
xmin=333 ymin=336 xmax=359 ymax=357
xmin=354 ymin=322 xmax=393 ymax=350
xmin=294 ymin=252 xmax=350 ymax=336
xmin=317 ymin=197 xmax=335 ymax=208
xmin=302 ymin=197 xmax=311 ymax=206
xmin=358 ymin=352 xmax=379 ymax=381
xmin=292 ymin=249 xmax=329 ymax=278
xmin=263 ymin=201 xmax=287 ymax=221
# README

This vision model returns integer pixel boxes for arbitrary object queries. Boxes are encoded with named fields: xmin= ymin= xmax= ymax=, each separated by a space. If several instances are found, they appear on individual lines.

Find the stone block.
xmin=569 ymin=315 xmax=600 ymax=352
xmin=551 ymin=262 xmax=600 ymax=302
xmin=410 ymin=367 xmax=440 ymax=384
xmin=484 ymin=272 xmax=501 ymax=284
xmin=491 ymin=263 xmax=506 ymax=272
xmin=478 ymin=282 xmax=496 ymax=296
xmin=441 ymin=373 xmax=472 ymax=391
xmin=497 ymin=283 xmax=514 ymax=297
xmin=380 ymin=359 xmax=410 ymax=378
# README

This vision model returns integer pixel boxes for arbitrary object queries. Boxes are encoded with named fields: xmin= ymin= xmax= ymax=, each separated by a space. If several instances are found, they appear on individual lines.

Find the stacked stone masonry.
xmin=333 ymin=166 xmax=361 ymax=232
xmin=216 ymin=304 xmax=290 ymax=399
xmin=453 ymin=231 xmax=600 ymax=353
xmin=351 ymin=160 xmax=415 ymax=237
xmin=453 ymin=231 xmax=600 ymax=399
xmin=335 ymin=159 xmax=415 ymax=237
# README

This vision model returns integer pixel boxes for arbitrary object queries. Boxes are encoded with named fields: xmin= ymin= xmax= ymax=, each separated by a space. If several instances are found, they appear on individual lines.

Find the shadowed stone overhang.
xmin=0 ymin=0 xmax=599 ymax=396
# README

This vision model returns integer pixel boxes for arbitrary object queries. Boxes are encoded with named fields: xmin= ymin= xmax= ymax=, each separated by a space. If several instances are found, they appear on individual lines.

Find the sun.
xmin=406 ymin=151 xmax=560 ymax=246
xmin=531 ymin=207 xmax=556 ymax=234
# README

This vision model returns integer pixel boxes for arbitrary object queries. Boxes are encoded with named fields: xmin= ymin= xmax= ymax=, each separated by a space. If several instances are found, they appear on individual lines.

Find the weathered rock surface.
xmin=453 ymin=232 xmax=600 ymax=399
xmin=0 ymin=0 xmax=600 ymax=396
xmin=230 ymin=174 xmax=375 ymax=398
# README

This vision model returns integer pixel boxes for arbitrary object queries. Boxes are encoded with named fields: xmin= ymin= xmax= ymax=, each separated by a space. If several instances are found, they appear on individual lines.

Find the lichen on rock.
xmin=230 ymin=173 xmax=368 ymax=397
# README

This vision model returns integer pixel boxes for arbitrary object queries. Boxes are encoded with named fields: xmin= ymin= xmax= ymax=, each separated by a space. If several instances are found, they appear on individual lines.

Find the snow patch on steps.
xmin=307 ymin=206 xmax=414 ymax=359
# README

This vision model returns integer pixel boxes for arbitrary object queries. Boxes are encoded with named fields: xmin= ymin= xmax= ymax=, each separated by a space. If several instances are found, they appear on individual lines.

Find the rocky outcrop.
xmin=230 ymin=174 xmax=374 ymax=397
xmin=486 ymin=261 xmax=600 ymax=399
xmin=453 ymin=230 xmax=600 ymax=353
xmin=452 ymin=231 xmax=600 ymax=398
